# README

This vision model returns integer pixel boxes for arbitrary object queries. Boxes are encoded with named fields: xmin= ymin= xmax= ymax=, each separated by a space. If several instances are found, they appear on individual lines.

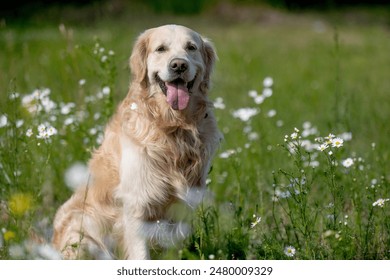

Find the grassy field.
xmin=0 ymin=2 xmax=389 ymax=259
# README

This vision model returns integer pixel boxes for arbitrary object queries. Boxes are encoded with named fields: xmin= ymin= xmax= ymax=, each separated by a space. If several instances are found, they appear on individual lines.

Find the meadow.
xmin=0 ymin=2 xmax=389 ymax=259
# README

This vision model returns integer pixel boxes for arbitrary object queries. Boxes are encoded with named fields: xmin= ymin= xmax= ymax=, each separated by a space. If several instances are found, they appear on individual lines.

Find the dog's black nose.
xmin=170 ymin=58 xmax=188 ymax=74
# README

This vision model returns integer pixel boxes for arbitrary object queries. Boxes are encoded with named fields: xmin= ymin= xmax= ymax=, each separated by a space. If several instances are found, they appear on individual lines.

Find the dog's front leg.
xmin=119 ymin=139 xmax=150 ymax=260
xmin=121 ymin=207 xmax=150 ymax=260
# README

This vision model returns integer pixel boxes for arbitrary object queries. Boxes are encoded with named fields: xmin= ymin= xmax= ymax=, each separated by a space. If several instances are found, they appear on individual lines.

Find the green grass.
xmin=1 ymin=2 xmax=389 ymax=259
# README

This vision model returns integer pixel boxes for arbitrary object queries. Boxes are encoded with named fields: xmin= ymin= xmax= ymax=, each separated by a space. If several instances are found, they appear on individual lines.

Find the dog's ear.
xmin=130 ymin=30 xmax=150 ymax=88
xmin=200 ymin=38 xmax=218 ymax=94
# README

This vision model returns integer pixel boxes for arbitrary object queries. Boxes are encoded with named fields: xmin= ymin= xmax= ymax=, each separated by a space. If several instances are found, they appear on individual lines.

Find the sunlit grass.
xmin=0 ymin=3 xmax=389 ymax=259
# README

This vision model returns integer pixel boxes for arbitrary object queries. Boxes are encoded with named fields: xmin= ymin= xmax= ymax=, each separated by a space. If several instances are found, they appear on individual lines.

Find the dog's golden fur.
xmin=52 ymin=25 xmax=221 ymax=259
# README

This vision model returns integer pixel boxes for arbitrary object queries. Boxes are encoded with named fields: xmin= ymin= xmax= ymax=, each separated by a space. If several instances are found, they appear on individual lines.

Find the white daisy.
xmin=373 ymin=198 xmax=390 ymax=208
xmin=250 ymin=215 xmax=262 ymax=229
xmin=102 ymin=86 xmax=111 ymax=95
xmin=342 ymin=158 xmax=354 ymax=168
xmin=284 ymin=245 xmax=296 ymax=257
xmin=331 ymin=137 xmax=344 ymax=148
xmin=232 ymin=108 xmax=259 ymax=122
xmin=267 ymin=109 xmax=277 ymax=118
xmin=263 ymin=77 xmax=273 ymax=87
xmin=214 ymin=97 xmax=226 ymax=109
xmin=290 ymin=132 xmax=298 ymax=140
xmin=318 ymin=143 xmax=329 ymax=152
xmin=26 ymin=128 xmax=33 ymax=137
xmin=0 ymin=115 xmax=7 ymax=128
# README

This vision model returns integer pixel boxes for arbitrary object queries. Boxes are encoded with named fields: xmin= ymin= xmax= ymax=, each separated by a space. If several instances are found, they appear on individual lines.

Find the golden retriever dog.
xmin=52 ymin=24 xmax=221 ymax=259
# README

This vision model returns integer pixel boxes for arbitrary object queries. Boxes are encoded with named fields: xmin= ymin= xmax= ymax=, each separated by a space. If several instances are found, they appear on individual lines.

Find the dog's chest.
xmin=154 ymin=128 xmax=204 ymax=184
xmin=118 ymin=128 xmax=205 ymax=218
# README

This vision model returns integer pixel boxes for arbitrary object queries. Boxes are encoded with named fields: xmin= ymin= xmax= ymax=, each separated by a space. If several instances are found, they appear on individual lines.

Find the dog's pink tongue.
xmin=166 ymin=81 xmax=190 ymax=110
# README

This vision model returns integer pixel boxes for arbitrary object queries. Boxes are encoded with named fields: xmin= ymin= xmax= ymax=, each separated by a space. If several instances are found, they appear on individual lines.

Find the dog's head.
xmin=129 ymin=25 xmax=217 ymax=111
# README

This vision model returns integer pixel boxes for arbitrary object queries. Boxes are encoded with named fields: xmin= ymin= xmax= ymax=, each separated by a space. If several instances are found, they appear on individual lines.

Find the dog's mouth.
xmin=156 ymin=74 xmax=196 ymax=111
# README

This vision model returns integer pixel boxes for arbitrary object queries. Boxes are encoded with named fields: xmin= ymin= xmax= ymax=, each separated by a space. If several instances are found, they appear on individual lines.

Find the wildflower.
xmin=60 ymin=102 xmax=75 ymax=115
xmin=250 ymin=215 xmax=262 ymax=229
xmin=0 ymin=115 xmax=8 ymax=128
xmin=254 ymin=95 xmax=265 ymax=104
xmin=243 ymin=125 xmax=252 ymax=134
xmin=284 ymin=246 xmax=296 ymax=257
xmin=302 ymin=121 xmax=311 ymax=130
xmin=290 ymin=132 xmax=298 ymax=140
xmin=232 ymin=108 xmax=259 ymax=122
xmin=323 ymin=230 xmax=334 ymax=238
xmin=47 ymin=125 xmax=57 ymax=137
xmin=96 ymin=133 xmax=104 ymax=145
xmin=219 ymin=149 xmax=236 ymax=159
xmin=102 ymin=86 xmax=111 ymax=95
xmin=22 ymin=88 xmax=56 ymax=114
xmin=64 ymin=117 xmax=74 ymax=126
xmin=36 ymin=124 xmax=57 ymax=139
xmin=9 ymin=92 xmax=20 ymax=100
xmin=276 ymin=120 xmax=284 ymax=127
xmin=325 ymin=133 xmax=335 ymax=140
xmin=64 ymin=162 xmax=89 ymax=190
xmin=214 ymin=97 xmax=226 ymax=109
xmin=16 ymin=120 xmax=24 ymax=128
xmin=275 ymin=189 xmax=291 ymax=199
xmin=248 ymin=90 xmax=258 ymax=98
xmin=94 ymin=113 xmax=101 ymax=120
xmin=331 ymin=137 xmax=344 ymax=148
xmin=342 ymin=158 xmax=354 ymax=168
xmin=40 ymin=94 xmax=56 ymax=113
xmin=108 ymin=50 xmax=115 ymax=56
xmin=263 ymin=77 xmax=273 ymax=87
xmin=79 ymin=79 xmax=86 ymax=86
xmin=26 ymin=128 xmax=33 ymax=137
xmin=307 ymin=161 xmax=320 ymax=168
xmin=101 ymin=55 xmax=108 ymax=63
xmin=302 ymin=122 xmax=318 ymax=137
xmin=130 ymin=102 xmax=138 ymax=110
xmin=338 ymin=132 xmax=352 ymax=141
xmin=248 ymin=132 xmax=259 ymax=141
xmin=262 ymin=88 xmax=273 ymax=98
xmin=38 ymin=123 xmax=46 ymax=133
xmin=318 ymin=143 xmax=329 ymax=152
xmin=3 ymin=230 xmax=16 ymax=241
xmin=327 ymin=214 xmax=335 ymax=221
xmin=9 ymin=192 xmax=33 ymax=216
xmin=372 ymin=198 xmax=390 ymax=208
xmin=208 ymin=254 xmax=215 ymax=260
xmin=89 ymin=127 xmax=97 ymax=135
xmin=267 ymin=109 xmax=277 ymax=118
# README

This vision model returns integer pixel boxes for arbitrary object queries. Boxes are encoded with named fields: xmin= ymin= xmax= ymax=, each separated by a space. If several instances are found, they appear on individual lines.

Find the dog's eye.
xmin=186 ymin=43 xmax=197 ymax=52
xmin=156 ymin=45 xmax=167 ymax=53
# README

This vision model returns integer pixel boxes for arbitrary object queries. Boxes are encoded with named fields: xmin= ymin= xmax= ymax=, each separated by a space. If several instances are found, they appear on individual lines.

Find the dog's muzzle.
xmin=156 ymin=74 xmax=196 ymax=111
